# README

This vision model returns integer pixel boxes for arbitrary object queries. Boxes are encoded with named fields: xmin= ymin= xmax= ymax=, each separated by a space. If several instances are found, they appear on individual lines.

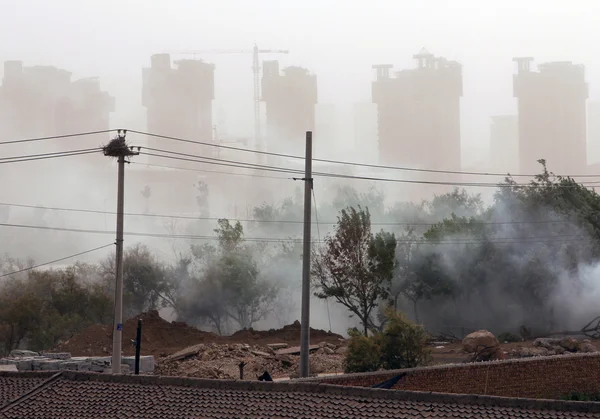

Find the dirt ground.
xmin=49 ymin=312 xmax=600 ymax=380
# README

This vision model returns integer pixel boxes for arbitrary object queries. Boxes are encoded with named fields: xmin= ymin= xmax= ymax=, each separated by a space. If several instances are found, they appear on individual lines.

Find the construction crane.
xmin=170 ymin=45 xmax=289 ymax=158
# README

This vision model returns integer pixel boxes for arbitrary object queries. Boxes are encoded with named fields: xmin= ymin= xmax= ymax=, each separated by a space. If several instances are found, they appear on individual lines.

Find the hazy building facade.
xmin=261 ymin=61 xmax=317 ymax=156
xmin=0 ymin=60 xmax=114 ymax=153
xmin=371 ymin=48 xmax=463 ymax=170
xmin=142 ymin=54 xmax=215 ymax=162
xmin=513 ymin=58 xmax=588 ymax=176
xmin=587 ymin=101 xmax=600 ymax=166
xmin=490 ymin=115 xmax=519 ymax=175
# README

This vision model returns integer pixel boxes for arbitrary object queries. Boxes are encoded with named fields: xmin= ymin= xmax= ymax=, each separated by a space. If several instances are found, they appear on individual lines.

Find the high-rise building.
xmin=261 ymin=61 xmax=317 ymax=157
xmin=0 ymin=60 xmax=114 ymax=154
xmin=490 ymin=115 xmax=519 ymax=175
xmin=142 ymin=54 xmax=215 ymax=163
xmin=513 ymin=57 xmax=588 ymax=176
xmin=587 ymin=102 xmax=600 ymax=166
xmin=371 ymin=48 xmax=463 ymax=170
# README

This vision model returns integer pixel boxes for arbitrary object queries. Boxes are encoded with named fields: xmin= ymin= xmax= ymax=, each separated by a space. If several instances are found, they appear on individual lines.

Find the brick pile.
xmin=0 ymin=350 xmax=155 ymax=374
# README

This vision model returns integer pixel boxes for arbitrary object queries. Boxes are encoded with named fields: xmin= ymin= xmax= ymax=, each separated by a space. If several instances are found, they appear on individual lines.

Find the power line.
xmin=130 ymin=161 xmax=290 ymax=180
xmin=0 ymin=220 xmax=588 ymax=245
xmin=133 ymin=130 xmax=600 ymax=179
xmin=0 ymin=148 xmax=101 ymax=162
xmin=0 ymin=149 xmax=100 ymax=164
xmin=140 ymin=149 xmax=600 ymax=188
xmin=142 ymin=146 xmax=302 ymax=174
xmin=0 ymin=201 xmax=586 ymax=227
xmin=0 ymin=243 xmax=114 ymax=278
xmin=140 ymin=151 xmax=301 ymax=176
xmin=0 ymin=130 xmax=115 ymax=146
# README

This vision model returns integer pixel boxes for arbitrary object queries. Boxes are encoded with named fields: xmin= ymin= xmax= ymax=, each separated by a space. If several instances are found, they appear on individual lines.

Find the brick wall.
xmin=305 ymin=353 xmax=600 ymax=399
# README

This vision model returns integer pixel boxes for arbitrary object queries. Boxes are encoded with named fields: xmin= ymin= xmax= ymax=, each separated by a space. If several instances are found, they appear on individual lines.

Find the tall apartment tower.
xmin=142 ymin=54 xmax=215 ymax=161
xmin=372 ymin=48 xmax=463 ymax=170
xmin=490 ymin=115 xmax=519 ymax=175
xmin=261 ymin=61 xmax=317 ymax=156
xmin=0 ymin=60 xmax=114 ymax=152
xmin=513 ymin=57 xmax=588 ymax=176
xmin=588 ymin=101 xmax=600 ymax=166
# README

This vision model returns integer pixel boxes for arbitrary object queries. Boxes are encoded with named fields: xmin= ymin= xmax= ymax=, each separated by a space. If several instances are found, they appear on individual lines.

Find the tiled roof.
xmin=2 ymin=371 xmax=600 ymax=418
xmin=0 ymin=372 xmax=56 ymax=407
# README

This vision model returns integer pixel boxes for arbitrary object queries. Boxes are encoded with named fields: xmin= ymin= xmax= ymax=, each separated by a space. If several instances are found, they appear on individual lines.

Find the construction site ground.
xmin=49 ymin=312 xmax=600 ymax=380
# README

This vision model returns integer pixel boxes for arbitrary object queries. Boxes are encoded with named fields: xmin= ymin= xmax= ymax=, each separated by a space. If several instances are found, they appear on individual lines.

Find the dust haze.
xmin=1 ymin=0 xmax=600 ymax=337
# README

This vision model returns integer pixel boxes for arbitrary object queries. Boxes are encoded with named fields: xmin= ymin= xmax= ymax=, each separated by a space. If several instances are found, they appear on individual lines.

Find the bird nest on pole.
xmin=103 ymin=130 xmax=137 ymax=158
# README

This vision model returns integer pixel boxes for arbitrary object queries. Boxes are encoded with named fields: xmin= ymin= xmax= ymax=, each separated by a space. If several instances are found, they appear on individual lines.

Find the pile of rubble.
xmin=510 ymin=337 xmax=599 ymax=358
xmin=156 ymin=340 xmax=346 ymax=380
xmin=0 ymin=349 xmax=155 ymax=374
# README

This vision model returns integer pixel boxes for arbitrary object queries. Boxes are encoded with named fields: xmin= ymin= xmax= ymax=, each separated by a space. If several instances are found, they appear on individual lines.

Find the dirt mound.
xmin=229 ymin=320 xmax=344 ymax=345
xmin=52 ymin=310 xmax=221 ymax=356
xmin=51 ymin=313 xmax=344 ymax=357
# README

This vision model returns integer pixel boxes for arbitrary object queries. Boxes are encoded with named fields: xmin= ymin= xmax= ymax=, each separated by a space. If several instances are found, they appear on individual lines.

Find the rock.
xmin=559 ymin=338 xmax=581 ymax=352
xmin=462 ymin=330 xmax=499 ymax=353
xmin=335 ymin=346 xmax=347 ymax=355
xmin=267 ymin=343 xmax=288 ymax=350
xmin=10 ymin=349 xmax=38 ymax=358
xmin=533 ymin=338 xmax=561 ymax=348
xmin=324 ymin=347 xmax=335 ymax=355
xmin=518 ymin=347 xmax=548 ymax=358
xmin=275 ymin=345 xmax=319 ymax=356
xmin=581 ymin=342 xmax=598 ymax=353
xmin=250 ymin=350 xmax=271 ymax=358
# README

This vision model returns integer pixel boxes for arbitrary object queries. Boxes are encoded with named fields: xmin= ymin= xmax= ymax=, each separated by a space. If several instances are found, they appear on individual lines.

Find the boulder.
xmin=559 ymin=338 xmax=580 ymax=352
xmin=462 ymin=330 xmax=500 ymax=353
xmin=581 ymin=342 xmax=598 ymax=353
xmin=533 ymin=338 xmax=561 ymax=349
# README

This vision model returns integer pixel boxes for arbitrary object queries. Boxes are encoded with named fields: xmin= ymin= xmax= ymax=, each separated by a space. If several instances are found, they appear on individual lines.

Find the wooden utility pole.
xmin=299 ymin=131 xmax=313 ymax=378
xmin=103 ymin=129 xmax=138 ymax=374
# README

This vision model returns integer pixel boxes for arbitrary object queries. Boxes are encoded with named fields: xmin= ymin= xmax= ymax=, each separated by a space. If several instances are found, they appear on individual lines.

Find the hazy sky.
xmin=1 ymin=0 xmax=599 ymax=166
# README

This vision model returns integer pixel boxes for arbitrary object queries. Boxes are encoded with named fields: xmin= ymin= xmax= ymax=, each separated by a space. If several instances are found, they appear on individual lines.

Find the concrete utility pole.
xmin=299 ymin=131 xmax=313 ymax=378
xmin=103 ymin=129 xmax=138 ymax=374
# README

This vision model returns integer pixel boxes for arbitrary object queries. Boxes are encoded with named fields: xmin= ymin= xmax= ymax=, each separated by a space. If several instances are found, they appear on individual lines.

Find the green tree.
xmin=181 ymin=219 xmax=278 ymax=332
xmin=101 ymin=244 xmax=171 ymax=318
xmin=312 ymin=206 xmax=396 ymax=335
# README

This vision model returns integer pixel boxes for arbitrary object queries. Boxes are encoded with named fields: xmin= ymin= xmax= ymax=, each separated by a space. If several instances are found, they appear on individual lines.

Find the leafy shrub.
xmin=379 ymin=309 xmax=431 ymax=370
xmin=343 ymin=328 xmax=381 ymax=373
xmin=343 ymin=308 xmax=431 ymax=373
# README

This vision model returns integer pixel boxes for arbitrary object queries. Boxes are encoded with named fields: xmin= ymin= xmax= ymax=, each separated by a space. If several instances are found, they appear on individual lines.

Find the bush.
xmin=343 ymin=308 xmax=431 ymax=373
xmin=343 ymin=328 xmax=381 ymax=373
xmin=498 ymin=332 xmax=521 ymax=343
xmin=380 ymin=309 xmax=431 ymax=370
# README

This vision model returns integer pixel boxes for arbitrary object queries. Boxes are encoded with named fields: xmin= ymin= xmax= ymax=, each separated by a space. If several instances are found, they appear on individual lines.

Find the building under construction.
xmin=372 ymin=49 xmax=463 ymax=170
xmin=513 ymin=58 xmax=588 ymax=176
xmin=261 ymin=61 xmax=317 ymax=157
xmin=0 ymin=60 xmax=114 ymax=153
xmin=142 ymin=54 xmax=215 ymax=163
